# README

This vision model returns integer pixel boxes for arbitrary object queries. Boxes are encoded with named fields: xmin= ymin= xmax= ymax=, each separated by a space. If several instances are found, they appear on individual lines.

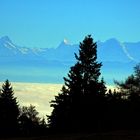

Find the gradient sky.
xmin=0 ymin=0 xmax=140 ymax=48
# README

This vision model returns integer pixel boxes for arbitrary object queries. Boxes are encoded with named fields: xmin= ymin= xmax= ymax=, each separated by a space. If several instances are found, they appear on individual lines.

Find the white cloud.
xmin=0 ymin=82 xmax=63 ymax=118
xmin=0 ymin=82 xmax=116 ymax=121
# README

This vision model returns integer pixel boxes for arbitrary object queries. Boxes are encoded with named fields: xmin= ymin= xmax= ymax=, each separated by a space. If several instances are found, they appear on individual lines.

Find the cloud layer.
xmin=0 ymin=82 xmax=62 ymax=118
xmin=0 ymin=82 xmax=115 ymax=121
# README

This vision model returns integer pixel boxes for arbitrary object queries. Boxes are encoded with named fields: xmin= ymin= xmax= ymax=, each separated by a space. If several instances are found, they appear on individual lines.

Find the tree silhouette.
xmin=115 ymin=64 xmax=140 ymax=101
xmin=19 ymin=105 xmax=40 ymax=123
xmin=19 ymin=105 xmax=44 ymax=136
xmin=48 ymin=35 xmax=106 ymax=132
xmin=114 ymin=63 xmax=140 ymax=129
xmin=0 ymin=80 xmax=19 ymax=136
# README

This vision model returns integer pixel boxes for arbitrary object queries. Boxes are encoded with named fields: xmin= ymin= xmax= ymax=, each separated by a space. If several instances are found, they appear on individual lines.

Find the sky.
xmin=0 ymin=0 xmax=140 ymax=48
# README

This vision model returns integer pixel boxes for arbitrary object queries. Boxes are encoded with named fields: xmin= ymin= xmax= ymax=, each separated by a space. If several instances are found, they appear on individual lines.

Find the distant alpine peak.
xmin=63 ymin=38 xmax=69 ymax=45
xmin=57 ymin=39 xmax=71 ymax=49
xmin=105 ymin=38 xmax=120 ymax=44
xmin=0 ymin=36 xmax=12 ymax=43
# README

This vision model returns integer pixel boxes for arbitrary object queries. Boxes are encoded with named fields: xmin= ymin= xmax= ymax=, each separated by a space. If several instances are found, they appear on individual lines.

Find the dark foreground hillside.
xmin=2 ymin=131 xmax=140 ymax=140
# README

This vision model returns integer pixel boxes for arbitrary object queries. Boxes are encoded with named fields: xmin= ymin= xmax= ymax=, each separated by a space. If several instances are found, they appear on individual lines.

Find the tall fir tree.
xmin=48 ymin=35 xmax=106 ymax=132
xmin=0 ymin=80 xmax=19 ymax=135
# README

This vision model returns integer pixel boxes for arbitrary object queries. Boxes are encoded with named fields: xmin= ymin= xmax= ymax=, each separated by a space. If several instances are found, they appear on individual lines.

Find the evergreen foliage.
xmin=48 ymin=35 xmax=107 ymax=131
xmin=1 ymin=36 xmax=140 ymax=136
xmin=114 ymin=63 xmax=140 ymax=129
xmin=115 ymin=64 xmax=140 ymax=100
xmin=0 ymin=80 xmax=19 ymax=136
xmin=19 ymin=105 xmax=47 ymax=136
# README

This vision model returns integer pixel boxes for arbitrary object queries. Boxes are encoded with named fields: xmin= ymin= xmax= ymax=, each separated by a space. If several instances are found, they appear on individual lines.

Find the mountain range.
xmin=0 ymin=36 xmax=139 ymax=85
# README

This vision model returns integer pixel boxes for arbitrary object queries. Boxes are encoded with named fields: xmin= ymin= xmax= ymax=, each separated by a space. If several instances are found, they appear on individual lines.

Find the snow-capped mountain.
xmin=0 ymin=36 xmax=139 ymax=62
xmin=0 ymin=36 xmax=139 ymax=84
xmin=0 ymin=36 xmax=47 ymax=57
xmin=0 ymin=36 xmax=21 ymax=57
xmin=0 ymin=37 xmax=77 ymax=62
xmin=97 ymin=38 xmax=134 ymax=62
xmin=124 ymin=42 xmax=140 ymax=61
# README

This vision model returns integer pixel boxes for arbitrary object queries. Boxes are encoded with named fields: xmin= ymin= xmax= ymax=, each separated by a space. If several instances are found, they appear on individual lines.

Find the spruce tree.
xmin=48 ymin=35 xmax=106 ymax=131
xmin=0 ymin=80 xmax=19 ymax=135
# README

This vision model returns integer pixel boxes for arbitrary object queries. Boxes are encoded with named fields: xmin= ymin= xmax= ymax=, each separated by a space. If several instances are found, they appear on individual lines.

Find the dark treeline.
xmin=48 ymin=35 xmax=140 ymax=133
xmin=0 ymin=35 xmax=140 ymax=137
xmin=0 ymin=80 xmax=47 ymax=137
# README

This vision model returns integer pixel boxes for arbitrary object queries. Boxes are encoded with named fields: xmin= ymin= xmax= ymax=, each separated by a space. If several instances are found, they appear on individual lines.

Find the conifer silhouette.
xmin=0 ymin=80 xmax=19 ymax=136
xmin=48 ymin=35 xmax=106 ymax=132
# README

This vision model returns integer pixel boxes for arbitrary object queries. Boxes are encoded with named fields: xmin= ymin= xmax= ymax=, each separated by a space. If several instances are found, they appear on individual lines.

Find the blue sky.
xmin=0 ymin=0 xmax=140 ymax=48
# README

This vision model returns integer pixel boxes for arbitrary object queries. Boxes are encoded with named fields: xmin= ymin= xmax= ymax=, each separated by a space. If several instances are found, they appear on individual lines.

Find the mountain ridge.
xmin=0 ymin=36 xmax=139 ymax=84
xmin=0 ymin=36 xmax=139 ymax=62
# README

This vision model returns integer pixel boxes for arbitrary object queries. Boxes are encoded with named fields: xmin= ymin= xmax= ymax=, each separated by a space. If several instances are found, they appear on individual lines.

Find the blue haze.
xmin=0 ymin=36 xmax=138 ymax=85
